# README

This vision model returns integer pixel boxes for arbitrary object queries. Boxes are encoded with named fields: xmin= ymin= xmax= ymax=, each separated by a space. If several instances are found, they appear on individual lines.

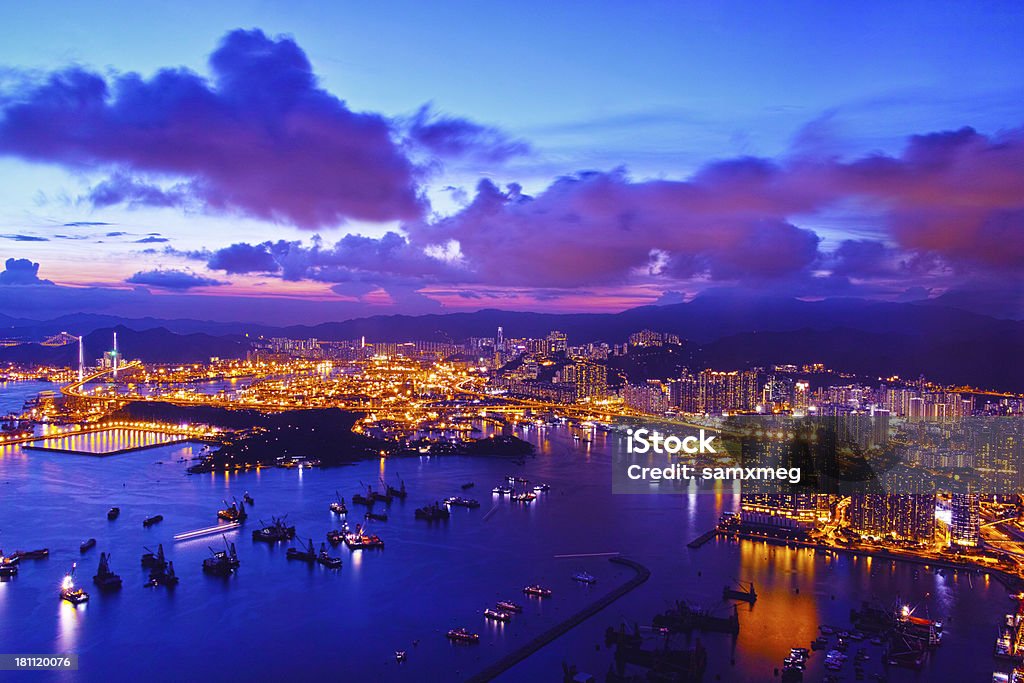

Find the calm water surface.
xmin=0 ymin=382 xmax=1009 ymax=682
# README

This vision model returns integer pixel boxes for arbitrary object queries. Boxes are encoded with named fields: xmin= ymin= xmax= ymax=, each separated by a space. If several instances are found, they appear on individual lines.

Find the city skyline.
xmin=0 ymin=3 xmax=1021 ymax=323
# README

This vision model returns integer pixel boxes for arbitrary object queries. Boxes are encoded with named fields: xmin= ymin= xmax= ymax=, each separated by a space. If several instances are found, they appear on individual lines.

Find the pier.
xmin=686 ymin=529 xmax=719 ymax=549
xmin=465 ymin=556 xmax=650 ymax=683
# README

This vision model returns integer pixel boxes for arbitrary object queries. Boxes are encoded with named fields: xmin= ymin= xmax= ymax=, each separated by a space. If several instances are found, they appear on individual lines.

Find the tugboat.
xmin=484 ymin=607 xmax=512 ymax=622
xmin=343 ymin=524 xmax=385 ymax=550
xmin=252 ymin=517 xmax=296 ymax=543
xmin=243 ymin=491 xmax=255 ymax=506
xmin=365 ymin=511 xmax=389 ymax=522
xmin=385 ymin=477 xmax=408 ymax=500
xmin=60 ymin=564 xmax=89 ymax=605
xmin=496 ymin=600 xmax=523 ymax=613
xmin=143 ymin=514 xmax=164 ymax=528
xmin=446 ymin=627 xmax=480 ymax=643
xmin=330 ymin=491 xmax=348 ymax=515
xmin=573 ymin=571 xmax=597 ymax=584
xmin=141 ymin=544 xmax=167 ymax=570
xmin=146 ymin=561 xmax=179 ymax=588
xmin=286 ymin=538 xmax=317 ymax=563
xmin=723 ymin=580 xmax=757 ymax=603
xmin=444 ymin=496 xmax=481 ymax=508
xmin=80 ymin=538 xmax=97 ymax=553
xmin=523 ymin=584 xmax=553 ymax=598
xmin=217 ymin=499 xmax=247 ymax=522
xmin=202 ymin=537 xmax=240 ymax=576
xmin=461 ymin=482 xmax=475 ymax=490
xmin=317 ymin=543 xmax=343 ymax=569
xmin=415 ymin=501 xmax=451 ymax=521
xmin=107 ymin=507 xmax=121 ymax=521
xmin=92 ymin=552 xmax=122 ymax=590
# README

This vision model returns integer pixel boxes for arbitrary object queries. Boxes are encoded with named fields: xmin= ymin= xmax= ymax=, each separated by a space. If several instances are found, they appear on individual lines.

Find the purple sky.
xmin=0 ymin=4 xmax=1022 ymax=323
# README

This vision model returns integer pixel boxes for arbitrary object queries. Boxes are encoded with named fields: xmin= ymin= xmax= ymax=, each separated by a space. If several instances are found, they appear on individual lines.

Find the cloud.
xmin=0 ymin=29 xmax=427 ymax=228
xmin=62 ymin=221 xmax=112 ymax=227
xmin=0 ymin=257 xmax=53 ymax=285
xmin=407 ymin=105 xmax=530 ymax=162
xmin=134 ymin=235 xmax=169 ymax=243
xmin=125 ymin=268 xmax=225 ymax=290
xmin=0 ymin=234 xmax=49 ymax=242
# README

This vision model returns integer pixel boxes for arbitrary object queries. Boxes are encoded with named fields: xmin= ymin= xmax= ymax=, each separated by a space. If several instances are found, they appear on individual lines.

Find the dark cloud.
xmin=134 ymin=235 xmax=170 ymax=243
xmin=62 ymin=221 xmax=112 ymax=227
xmin=408 ymin=105 xmax=530 ymax=162
xmin=0 ymin=29 xmax=427 ymax=228
xmin=0 ymin=234 xmax=49 ymax=242
xmin=0 ymin=257 xmax=53 ymax=285
xmin=125 ymin=269 xmax=225 ymax=290
xmin=206 ymin=242 xmax=279 ymax=274
xmin=105 ymin=231 xmax=128 ymax=237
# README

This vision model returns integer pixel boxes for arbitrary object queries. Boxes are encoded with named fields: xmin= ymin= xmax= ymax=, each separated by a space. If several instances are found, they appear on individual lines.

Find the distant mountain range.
xmin=2 ymin=294 xmax=1022 ymax=390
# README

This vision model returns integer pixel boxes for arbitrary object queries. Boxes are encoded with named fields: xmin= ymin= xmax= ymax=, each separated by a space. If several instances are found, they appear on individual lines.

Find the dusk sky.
xmin=0 ymin=1 xmax=1022 ymax=324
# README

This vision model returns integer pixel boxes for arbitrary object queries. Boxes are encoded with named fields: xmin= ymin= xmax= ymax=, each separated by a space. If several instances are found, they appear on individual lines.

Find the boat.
xmin=217 ymin=499 xmax=247 ymax=522
xmin=395 ymin=651 xmax=407 ymax=662
xmin=461 ymin=482 xmax=475 ymax=490
xmin=317 ymin=543 xmax=343 ymax=569
xmin=92 ymin=552 xmax=122 ymax=590
xmin=326 ymin=523 xmax=349 ymax=546
xmin=352 ymin=491 xmax=374 ymax=507
xmin=243 ymin=492 xmax=255 ymax=506
xmin=723 ymin=580 xmax=757 ymax=603
xmin=252 ymin=517 xmax=296 ymax=543
xmin=385 ymin=478 xmax=408 ymax=500
xmin=523 ymin=584 xmax=552 ymax=598
xmin=496 ymin=600 xmax=523 ymax=612
xmin=60 ymin=564 xmax=89 ymax=605
xmin=146 ymin=561 xmax=179 ymax=588
xmin=484 ymin=608 xmax=512 ymax=622
xmin=573 ymin=571 xmax=597 ymax=584
xmin=107 ymin=507 xmax=120 ymax=521
xmin=532 ymin=483 xmax=551 ymax=492
xmin=329 ymin=491 xmax=348 ymax=515
xmin=446 ymin=627 xmax=480 ymax=643
xmin=202 ymin=538 xmax=240 ymax=576
xmin=492 ymin=485 xmax=512 ymax=495
xmin=0 ymin=551 xmax=18 ymax=578
xmin=415 ymin=502 xmax=451 ymax=521
xmin=141 ymin=544 xmax=167 ymax=570
xmin=444 ymin=496 xmax=480 ymax=508
xmin=80 ymin=538 xmax=97 ymax=553
xmin=286 ymin=538 xmax=317 ymax=563
xmin=143 ymin=514 xmax=164 ymax=528
xmin=343 ymin=524 xmax=384 ymax=550
xmin=13 ymin=548 xmax=49 ymax=560
xmin=365 ymin=511 xmax=389 ymax=522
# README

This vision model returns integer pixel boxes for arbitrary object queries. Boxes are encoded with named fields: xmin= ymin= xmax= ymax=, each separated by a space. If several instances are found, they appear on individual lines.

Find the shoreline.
xmin=706 ymin=528 xmax=1024 ymax=592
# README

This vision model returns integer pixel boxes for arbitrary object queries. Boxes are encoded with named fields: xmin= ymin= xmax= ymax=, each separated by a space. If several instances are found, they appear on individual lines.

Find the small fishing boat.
xmin=523 ymin=584 xmax=552 ymax=598
xmin=395 ymin=651 xmax=407 ymax=662
xmin=484 ymin=608 xmax=512 ymax=622
xmin=461 ymin=482 xmax=475 ymax=490
xmin=80 ymin=538 xmax=97 ymax=553
xmin=365 ymin=511 xmax=388 ymax=522
xmin=573 ymin=571 xmax=597 ymax=584
xmin=107 ymin=507 xmax=120 ymax=521
xmin=496 ymin=600 xmax=522 ymax=613
xmin=243 ymin=492 xmax=254 ymax=505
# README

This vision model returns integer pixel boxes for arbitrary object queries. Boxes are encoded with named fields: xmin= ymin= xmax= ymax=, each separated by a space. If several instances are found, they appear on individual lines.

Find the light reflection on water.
xmin=0 ymin=387 xmax=1011 ymax=682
